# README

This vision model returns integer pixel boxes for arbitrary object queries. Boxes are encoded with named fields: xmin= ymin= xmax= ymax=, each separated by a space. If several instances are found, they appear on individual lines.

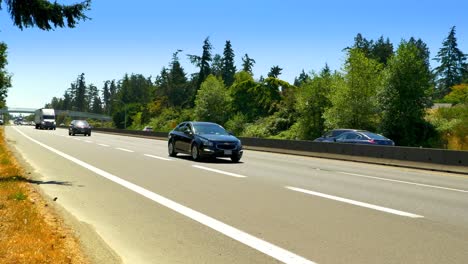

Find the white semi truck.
xmin=34 ymin=108 xmax=56 ymax=130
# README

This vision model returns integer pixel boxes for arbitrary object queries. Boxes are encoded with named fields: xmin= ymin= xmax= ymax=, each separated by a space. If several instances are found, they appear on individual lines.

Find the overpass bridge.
xmin=0 ymin=107 xmax=112 ymax=121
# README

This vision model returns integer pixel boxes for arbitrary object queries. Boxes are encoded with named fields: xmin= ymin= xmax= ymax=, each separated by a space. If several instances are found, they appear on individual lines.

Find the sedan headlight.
xmin=200 ymin=138 xmax=213 ymax=147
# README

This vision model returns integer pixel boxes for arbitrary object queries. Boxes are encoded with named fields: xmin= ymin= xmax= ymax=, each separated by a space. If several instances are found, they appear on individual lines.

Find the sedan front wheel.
xmin=191 ymin=144 xmax=201 ymax=161
xmin=168 ymin=141 xmax=177 ymax=157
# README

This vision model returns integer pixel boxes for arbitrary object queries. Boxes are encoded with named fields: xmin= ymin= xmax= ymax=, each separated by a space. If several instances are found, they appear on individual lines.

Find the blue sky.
xmin=1 ymin=0 xmax=467 ymax=109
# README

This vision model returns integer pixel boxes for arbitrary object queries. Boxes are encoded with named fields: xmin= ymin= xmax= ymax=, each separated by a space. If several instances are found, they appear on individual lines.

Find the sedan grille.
xmin=215 ymin=142 xmax=236 ymax=150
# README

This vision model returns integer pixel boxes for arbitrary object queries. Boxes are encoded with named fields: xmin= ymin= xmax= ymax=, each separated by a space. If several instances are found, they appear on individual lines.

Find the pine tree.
xmin=74 ymin=73 xmax=87 ymax=112
xmin=241 ymin=54 xmax=255 ymax=74
xmin=371 ymin=36 xmax=393 ymax=65
xmin=1 ymin=0 xmax=91 ymax=30
xmin=188 ymin=37 xmax=212 ymax=89
xmin=350 ymin=33 xmax=373 ymax=57
xmin=268 ymin=66 xmax=283 ymax=78
xmin=211 ymin=54 xmax=223 ymax=77
xmin=434 ymin=26 xmax=468 ymax=98
xmin=222 ymin=40 xmax=236 ymax=87
xmin=294 ymin=69 xmax=310 ymax=86
xmin=102 ymin=81 xmax=111 ymax=114
xmin=87 ymin=84 xmax=99 ymax=112
xmin=168 ymin=50 xmax=188 ymax=107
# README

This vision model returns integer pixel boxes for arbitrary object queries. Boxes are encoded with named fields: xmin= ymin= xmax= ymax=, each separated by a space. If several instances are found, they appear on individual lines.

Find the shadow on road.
xmin=173 ymin=155 xmax=244 ymax=164
xmin=0 ymin=176 xmax=73 ymax=186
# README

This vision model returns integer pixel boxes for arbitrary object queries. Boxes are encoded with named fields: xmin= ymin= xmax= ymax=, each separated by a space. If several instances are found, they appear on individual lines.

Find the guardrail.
xmin=89 ymin=127 xmax=468 ymax=174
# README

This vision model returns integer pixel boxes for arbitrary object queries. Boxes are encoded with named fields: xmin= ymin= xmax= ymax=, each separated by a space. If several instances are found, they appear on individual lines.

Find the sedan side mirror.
xmin=333 ymin=138 xmax=337 ymax=142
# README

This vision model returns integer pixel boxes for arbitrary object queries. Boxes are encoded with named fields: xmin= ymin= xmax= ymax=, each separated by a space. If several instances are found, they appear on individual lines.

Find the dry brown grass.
xmin=0 ymin=127 xmax=89 ymax=264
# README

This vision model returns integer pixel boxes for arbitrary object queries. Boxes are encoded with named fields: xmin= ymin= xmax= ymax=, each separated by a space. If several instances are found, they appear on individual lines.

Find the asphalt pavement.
xmin=5 ymin=126 xmax=468 ymax=264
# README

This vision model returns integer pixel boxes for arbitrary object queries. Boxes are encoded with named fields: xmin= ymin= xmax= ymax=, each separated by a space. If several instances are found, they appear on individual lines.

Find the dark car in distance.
xmin=168 ymin=122 xmax=243 ymax=162
xmin=69 ymin=120 xmax=92 ymax=136
xmin=313 ymin=129 xmax=362 ymax=142
xmin=331 ymin=131 xmax=395 ymax=146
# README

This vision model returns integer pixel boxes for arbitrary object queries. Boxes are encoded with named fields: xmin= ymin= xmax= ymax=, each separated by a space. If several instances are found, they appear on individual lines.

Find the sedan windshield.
xmin=193 ymin=124 xmax=229 ymax=135
xmin=362 ymin=132 xmax=387 ymax=140
xmin=76 ymin=121 xmax=89 ymax=127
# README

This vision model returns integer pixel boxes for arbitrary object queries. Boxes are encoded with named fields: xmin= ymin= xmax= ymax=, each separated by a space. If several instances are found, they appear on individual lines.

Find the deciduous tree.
xmin=194 ymin=75 xmax=231 ymax=124
xmin=0 ymin=42 xmax=11 ymax=109
xmin=323 ymin=48 xmax=382 ymax=131
xmin=379 ymin=40 xmax=433 ymax=146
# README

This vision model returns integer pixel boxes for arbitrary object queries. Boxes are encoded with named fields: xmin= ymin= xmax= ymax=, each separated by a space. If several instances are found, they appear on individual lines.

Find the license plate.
xmin=224 ymin=150 xmax=232 ymax=155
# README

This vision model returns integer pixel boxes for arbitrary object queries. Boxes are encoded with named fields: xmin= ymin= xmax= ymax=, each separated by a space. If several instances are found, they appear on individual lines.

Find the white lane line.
xmin=339 ymin=172 xmax=468 ymax=193
xmin=84 ymin=140 xmax=93 ymax=143
xmin=13 ymin=127 xmax=315 ymax=264
xmin=115 ymin=147 xmax=134 ymax=153
xmin=286 ymin=186 xmax=423 ymax=218
xmin=144 ymin=154 xmax=173 ymax=161
xmin=192 ymin=165 xmax=247 ymax=178
xmin=98 ymin=144 xmax=110 ymax=147
xmin=72 ymin=138 xmax=81 ymax=141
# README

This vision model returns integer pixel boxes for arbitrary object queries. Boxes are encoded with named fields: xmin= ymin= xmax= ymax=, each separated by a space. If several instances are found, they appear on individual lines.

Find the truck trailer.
xmin=34 ymin=108 xmax=56 ymax=130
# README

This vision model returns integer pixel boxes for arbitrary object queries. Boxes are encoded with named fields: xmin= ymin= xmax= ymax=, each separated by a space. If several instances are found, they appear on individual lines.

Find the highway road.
xmin=5 ymin=126 xmax=468 ymax=264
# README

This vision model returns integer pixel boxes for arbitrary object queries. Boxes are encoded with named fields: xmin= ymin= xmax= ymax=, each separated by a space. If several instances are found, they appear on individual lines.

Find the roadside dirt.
xmin=1 ymin=127 xmax=121 ymax=264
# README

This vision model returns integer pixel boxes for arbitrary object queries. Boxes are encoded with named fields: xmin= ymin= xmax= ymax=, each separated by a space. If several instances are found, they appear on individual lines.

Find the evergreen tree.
xmin=371 ymin=36 xmax=393 ymax=65
xmin=188 ymin=37 xmax=212 ymax=89
xmin=350 ymin=33 xmax=373 ymax=57
xmin=379 ymin=40 xmax=433 ymax=146
xmin=294 ymin=69 xmax=311 ymax=86
xmin=1 ymin=0 xmax=91 ymax=30
xmin=268 ymin=66 xmax=283 ymax=78
xmin=0 ymin=42 xmax=11 ymax=109
xmin=434 ymin=26 xmax=468 ymax=98
xmin=221 ymin=40 xmax=236 ymax=87
xmin=87 ymin=84 xmax=100 ymax=113
xmin=74 ymin=73 xmax=87 ymax=111
xmin=241 ymin=53 xmax=255 ymax=75
xmin=102 ymin=81 xmax=111 ymax=114
xmin=168 ymin=50 xmax=188 ymax=107
xmin=62 ymin=91 xmax=72 ymax=110
xmin=211 ymin=54 xmax=223 ymax=77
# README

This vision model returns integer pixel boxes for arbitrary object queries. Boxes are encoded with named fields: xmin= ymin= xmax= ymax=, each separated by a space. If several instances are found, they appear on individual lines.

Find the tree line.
xmin=44 ymin=27 xmax=468 ymax=148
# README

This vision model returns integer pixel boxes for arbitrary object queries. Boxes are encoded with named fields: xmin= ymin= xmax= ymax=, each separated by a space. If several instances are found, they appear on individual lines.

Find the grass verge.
xmin=0 ymin=127 xmax=89 ymax=264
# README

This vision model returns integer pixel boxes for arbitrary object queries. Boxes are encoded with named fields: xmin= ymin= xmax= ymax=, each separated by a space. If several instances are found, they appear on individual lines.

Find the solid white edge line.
xmin=115 ymin=147 xmax=134 ymax=153
xmin=192 ymin=165 xmax=247 ymax=178
xmin=339 ymin=172 xmax=468 ymax=193
xmin=12 ymin=127 xmax=315 ymax=264
xmin=286 ymin=186 xmax=423 ymax=218
xmin=98 ymin=144 xmax=110 ymax=147
xmin=144 ymin=154 xmax=173 ymax=161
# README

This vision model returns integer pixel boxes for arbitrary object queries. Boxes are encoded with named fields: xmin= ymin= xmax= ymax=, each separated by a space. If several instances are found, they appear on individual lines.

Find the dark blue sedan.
xmin=329 ymin=131 xmax=395 ymax=146
xmin=168 ymin=122 xmax=243 ymax=162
